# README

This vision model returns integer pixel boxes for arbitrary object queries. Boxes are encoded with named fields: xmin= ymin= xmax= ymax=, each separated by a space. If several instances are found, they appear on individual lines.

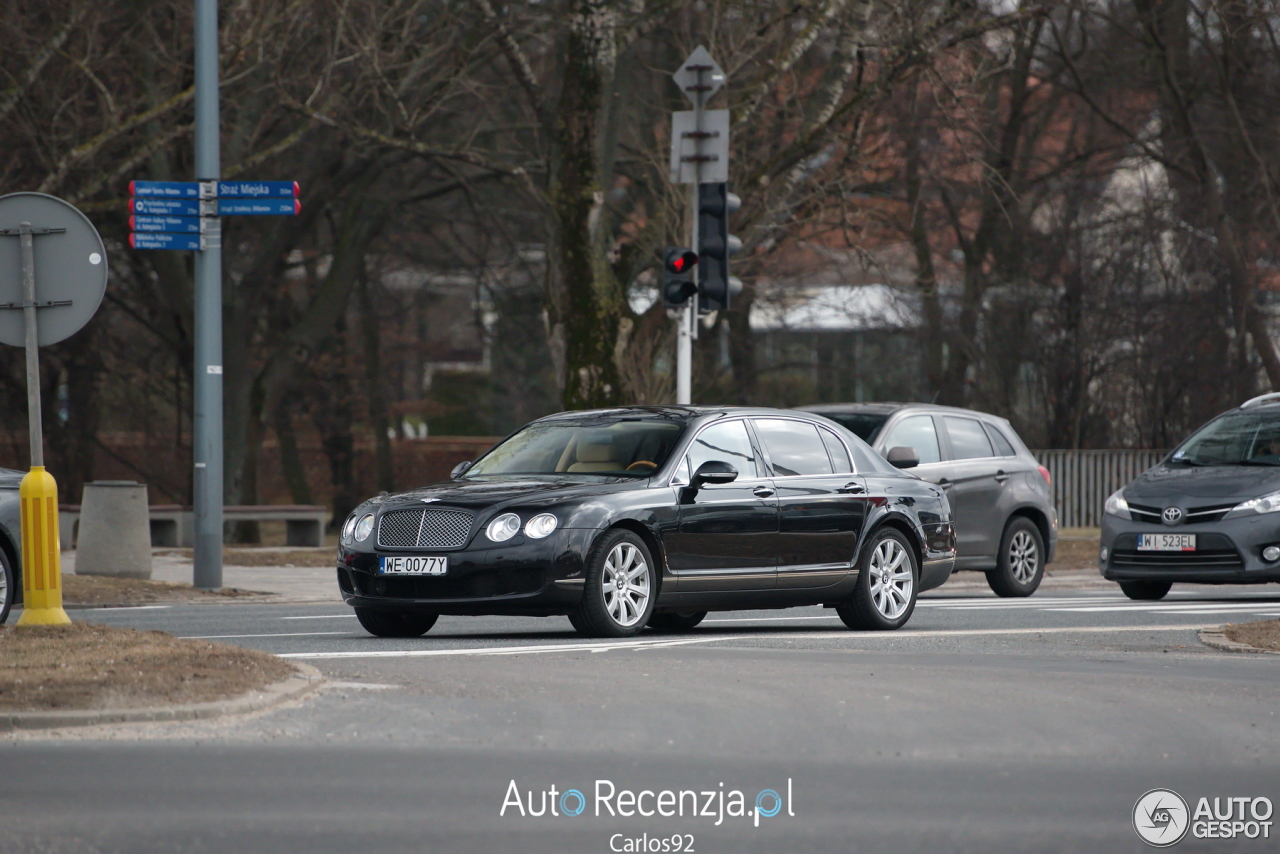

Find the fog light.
xmin=1099 ymin=546 xmax=1108 ymax=562
xmin=1264 ymin=546 xmax=1280 ymax=562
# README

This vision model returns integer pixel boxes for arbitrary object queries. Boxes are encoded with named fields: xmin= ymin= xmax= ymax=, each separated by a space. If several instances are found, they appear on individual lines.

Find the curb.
xmin=1199 ymin=626 xmax=1280 ymax=656
xmin=0 ymin=662 xmax=325 ymax=732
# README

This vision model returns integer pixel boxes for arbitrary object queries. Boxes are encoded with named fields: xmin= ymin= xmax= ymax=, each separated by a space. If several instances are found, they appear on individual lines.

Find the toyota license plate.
xmin=379 ymin=556 xmax=448 ymax=576
xmin=1137 ymin=534 xmax=1196 ymax=552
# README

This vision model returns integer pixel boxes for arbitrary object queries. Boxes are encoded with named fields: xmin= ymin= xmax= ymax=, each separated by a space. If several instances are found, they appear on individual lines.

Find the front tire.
xmin=0 ymin=547 xmax=13 ymax=625
xmin=570 ymin=529 xmax=656 ymax=638
xmin=986 ymin=517 xmax=1045 ymax=598
xmin=354 ymin=607 xmax=438 ymax=637
xmin=837 ymin=528 xmax=918 ymax=631
xmin=647 ymin=611 xmax=707 ymax=632
xmin=1118 ymin=580 xmax=1172 ymax=601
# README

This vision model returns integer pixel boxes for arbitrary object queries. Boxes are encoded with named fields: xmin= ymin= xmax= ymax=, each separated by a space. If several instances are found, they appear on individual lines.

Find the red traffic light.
xmin=664 ymin=249 xmax=698 ymax=274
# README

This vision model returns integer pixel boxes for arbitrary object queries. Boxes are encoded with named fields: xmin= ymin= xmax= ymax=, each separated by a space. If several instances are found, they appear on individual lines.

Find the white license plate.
xmin=379 ymin=556 xmax=448 ymax=576
xmin=1138 ymin=534 xmax=1196 ymax=552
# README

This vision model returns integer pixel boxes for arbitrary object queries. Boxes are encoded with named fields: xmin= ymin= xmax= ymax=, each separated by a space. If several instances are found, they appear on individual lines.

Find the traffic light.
xmin=697 ymin=183 xmax=742 ymax=311
xmin=662 ymin=247 xmax=699 ymax=308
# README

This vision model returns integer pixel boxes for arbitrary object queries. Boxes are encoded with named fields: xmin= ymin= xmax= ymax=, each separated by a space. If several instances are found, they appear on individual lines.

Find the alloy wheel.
xmin=601 ymin=542 xmax=650 ymax=627
xmin=1008 ymin=530 xmax=1038 ymax=584
xmin=869 ymin=537 xmax=913 ymax=620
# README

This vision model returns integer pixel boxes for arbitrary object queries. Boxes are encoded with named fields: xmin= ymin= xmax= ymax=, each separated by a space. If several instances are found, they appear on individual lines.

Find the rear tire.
xmin=837 ymin=528 xmax=918 ymax=631
xmin=647 ymin=611 xmax=707 ymax=632
xmin=354 ymin=607 xmax=438 ymax=637
xmin=986 ymin=517 xmax=1045 ymax=598
xmin=1118 ymin=580 xmax=1171 ymax=601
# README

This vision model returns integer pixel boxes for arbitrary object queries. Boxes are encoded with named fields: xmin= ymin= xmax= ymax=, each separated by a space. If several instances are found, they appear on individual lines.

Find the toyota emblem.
xmin=1161 ymin=506 xmax=1184 ymax=526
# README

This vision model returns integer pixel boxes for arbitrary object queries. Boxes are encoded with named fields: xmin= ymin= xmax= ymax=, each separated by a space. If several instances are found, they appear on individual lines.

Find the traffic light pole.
xmin=192 ymin=0 xmax=223 ymax=590
xmin=677 ymin=183 xmax=698 ymax=405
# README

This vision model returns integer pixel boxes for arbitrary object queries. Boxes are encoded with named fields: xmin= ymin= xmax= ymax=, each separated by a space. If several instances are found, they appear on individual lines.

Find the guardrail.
xmin=1031 ymin=449 xmax=1168 ymax=529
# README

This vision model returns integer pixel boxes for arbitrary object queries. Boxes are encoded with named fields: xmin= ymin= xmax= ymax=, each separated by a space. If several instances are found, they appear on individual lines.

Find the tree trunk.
xmin=545 ymin=0 xmax=625 ymax=410
xmin=358 ymin=271 xmax=394 ymax=493
xmin=274 ymin=396 xmax=313 ymax=505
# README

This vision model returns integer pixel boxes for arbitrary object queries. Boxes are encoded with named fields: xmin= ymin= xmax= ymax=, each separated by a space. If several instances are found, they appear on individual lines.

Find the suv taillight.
xmin=1037 ymin=465 xmax=1051 ymax=486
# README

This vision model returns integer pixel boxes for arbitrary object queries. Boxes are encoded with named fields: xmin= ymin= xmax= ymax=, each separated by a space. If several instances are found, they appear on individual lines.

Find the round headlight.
xmin=342 ymin=514 xmax=358 ymax=541
xmin=486 ymin=512 xmax=521 ymax=542
xmin=524 ymin=513 xmax=558 ymax=539
xmin=354 ymin=514 xmax=375 ymax=542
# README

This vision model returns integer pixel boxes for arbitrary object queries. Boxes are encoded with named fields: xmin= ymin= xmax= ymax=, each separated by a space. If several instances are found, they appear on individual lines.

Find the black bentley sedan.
xmin=336 ymin=406 xmax=957 ymax=638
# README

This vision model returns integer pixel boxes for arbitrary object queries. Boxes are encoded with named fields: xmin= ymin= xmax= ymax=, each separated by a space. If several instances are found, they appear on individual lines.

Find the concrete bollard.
xmin=75 ymin=481 xmax=152 ymax=579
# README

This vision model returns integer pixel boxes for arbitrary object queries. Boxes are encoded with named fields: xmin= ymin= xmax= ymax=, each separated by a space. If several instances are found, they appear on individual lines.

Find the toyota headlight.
xmin=1104 ymin=489 xmax=1131 ymax=520
xmin=342 ymin=514 xmax=358 ymax=541
xmin=486 ymin=512 xmax=521 ymax=542
xmin=524 ymin=513 xmax=558 ymax=539
xmin=354 ymin=513 xmax=375 ymax=541
xmin=1224 ymin=489 xmax=1280 ymax=519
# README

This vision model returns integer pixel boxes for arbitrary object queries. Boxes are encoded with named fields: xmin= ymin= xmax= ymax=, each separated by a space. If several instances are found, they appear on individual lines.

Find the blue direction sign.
xmin=130 ymin=215 xmax=208 ymax=234
xmin=130 ymin=232 xmax=203 ymax=251
xmin=129 ymin=180 xmax=207 ymax=199
xmin=217 ymin=199 xmax=301 ymax=215
xmin=217 ymin=181 xmax=299 ymax=199
xmin=129 ymin=198 xmax=211 ymax=216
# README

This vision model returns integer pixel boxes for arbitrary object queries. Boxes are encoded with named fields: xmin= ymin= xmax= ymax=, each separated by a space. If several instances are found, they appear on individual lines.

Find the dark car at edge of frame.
xmin=336 ymin=406 xmax=957 ymax=638
xmin=1101 ymin=392 xmax=1280 ymax=599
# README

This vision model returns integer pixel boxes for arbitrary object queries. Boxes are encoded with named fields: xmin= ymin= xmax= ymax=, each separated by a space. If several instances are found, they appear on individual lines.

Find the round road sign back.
xmin=0 ymin=192 xmax=108 ymax=347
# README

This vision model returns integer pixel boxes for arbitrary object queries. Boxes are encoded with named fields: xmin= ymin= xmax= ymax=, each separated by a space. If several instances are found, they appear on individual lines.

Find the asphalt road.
xmin=4 ymin=584 xmax=1279 ymax=853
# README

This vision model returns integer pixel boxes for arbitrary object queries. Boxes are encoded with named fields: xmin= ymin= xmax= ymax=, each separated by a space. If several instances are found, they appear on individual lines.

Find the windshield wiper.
xmin=1235 ymin=459 xmax=1280 ymax=466
xmin=1169 ymin=458 xmax=1212 ymax=467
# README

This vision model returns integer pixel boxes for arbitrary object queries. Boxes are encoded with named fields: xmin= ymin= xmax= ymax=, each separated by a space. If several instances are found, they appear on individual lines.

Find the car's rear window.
xmin=824 ymin=413 xmax=888 ymax=442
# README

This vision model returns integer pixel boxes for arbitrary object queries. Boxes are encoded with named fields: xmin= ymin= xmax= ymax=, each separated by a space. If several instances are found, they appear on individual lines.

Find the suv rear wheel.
xmin=647 ymin=611 xmax=707 ymax=632
xmin=986 ymin=517 xmax=1045 ymax=598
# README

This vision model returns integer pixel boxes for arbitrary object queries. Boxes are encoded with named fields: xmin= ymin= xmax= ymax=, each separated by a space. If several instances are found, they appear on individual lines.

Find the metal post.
xmin=192 ymin=0 xmax=223 ymax=590
xmin=18 ymin=223 xmax=43 ymax=467
xmin=675 ymin=67 xmax=706 ymax=406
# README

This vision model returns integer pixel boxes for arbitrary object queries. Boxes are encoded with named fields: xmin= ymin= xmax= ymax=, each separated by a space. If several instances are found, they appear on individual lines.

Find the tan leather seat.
xmin=566 ymin=442 xmax=620 ymax=473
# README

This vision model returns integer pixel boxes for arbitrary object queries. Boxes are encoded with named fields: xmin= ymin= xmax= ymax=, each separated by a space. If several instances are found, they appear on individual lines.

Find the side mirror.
xmin=451 ymin=461 xmax=472 ymax=479
xmin=691 ymin=460 xmax=738 ymax=487
xmin=886 ymin=447 xmax=920 ymax=469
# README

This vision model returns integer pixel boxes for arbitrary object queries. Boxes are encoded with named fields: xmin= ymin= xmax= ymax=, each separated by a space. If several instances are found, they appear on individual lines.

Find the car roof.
xmin=535 ymin=405 xmax=843 ymax=424
xmin=797 ymin=401 xmax=1006 ymax=420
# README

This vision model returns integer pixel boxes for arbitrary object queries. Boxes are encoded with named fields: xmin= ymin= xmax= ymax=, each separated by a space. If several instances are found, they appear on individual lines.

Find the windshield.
xmin=464 ymin=419 xmax=686 ymax=478
xmin=1170 ymin=410 xmax=1280 ymax=466
xmin=825 ymin=413 xmax=889 ymax=443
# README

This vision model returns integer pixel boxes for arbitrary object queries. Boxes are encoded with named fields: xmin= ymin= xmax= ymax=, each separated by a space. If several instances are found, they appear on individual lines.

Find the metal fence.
xmin=1031 ymin=449 xmax=1168 ymax=529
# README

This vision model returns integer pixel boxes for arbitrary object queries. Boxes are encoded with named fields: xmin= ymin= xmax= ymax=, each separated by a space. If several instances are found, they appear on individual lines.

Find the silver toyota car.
xmin=1101 ymin=393 xmax=1280 ymax=600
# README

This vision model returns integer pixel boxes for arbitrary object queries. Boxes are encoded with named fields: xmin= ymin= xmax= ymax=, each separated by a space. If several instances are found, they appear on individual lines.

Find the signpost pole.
xmin=192 ymin=0 xmax=223 ymax=590
xmin=14 ymin=222 xmax=69 ymax=625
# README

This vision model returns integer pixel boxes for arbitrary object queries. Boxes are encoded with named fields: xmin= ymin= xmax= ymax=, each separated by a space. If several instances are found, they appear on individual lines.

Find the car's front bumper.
xmin=1100 ymin=512 xmax=1280 ymax=584
xmin=336 ymin=527 xmax=597 ymax=616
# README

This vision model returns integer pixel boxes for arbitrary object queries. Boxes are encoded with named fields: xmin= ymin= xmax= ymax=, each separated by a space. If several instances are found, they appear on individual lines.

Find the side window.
xmin=753 ymin=419 xmax=834 ymax=477
xmin=880 ymin=415 xmax=941 ymax=465
xmin=984 ymin=423 xmax=1016 ymax=457
xmin=819 ymin=427 xmax=853 ymax=474
xmin=686 ymin=420 xmax=759 ymax=479
xmin=944 ymin=416 xmax=994 ymax=460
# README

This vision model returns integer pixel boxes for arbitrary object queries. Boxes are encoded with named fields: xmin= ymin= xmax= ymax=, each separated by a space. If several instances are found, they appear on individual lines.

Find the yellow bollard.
xmin=15 ymin=466 xmax=70 ymax=626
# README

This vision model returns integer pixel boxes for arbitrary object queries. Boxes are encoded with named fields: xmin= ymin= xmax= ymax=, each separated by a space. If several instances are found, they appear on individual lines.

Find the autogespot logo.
xmin=1134 ymin=789 xmax=1190 ymax=847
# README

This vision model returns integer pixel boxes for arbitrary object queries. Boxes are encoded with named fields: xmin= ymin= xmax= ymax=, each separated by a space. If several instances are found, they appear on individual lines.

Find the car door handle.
xmin=837 ymin=482 xmax=865 ymax=494
xmin=753 ymin=486 xmax=775 ymax=498
xmin=994 ymin=470 xmax=1009 ymax=483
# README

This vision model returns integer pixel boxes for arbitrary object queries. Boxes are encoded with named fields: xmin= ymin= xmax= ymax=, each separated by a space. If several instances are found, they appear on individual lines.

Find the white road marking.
xmin=323 ymin=681 xmax=400 ymax=690
xmin=77 ymin=605 xmax=172 ymax=612
xmin=280 ymin=614 xmax=357 ymax=620
xmin=1046 ymin=602 xmax=1280 ymax=613
xmin=179 ymin=631 xmax=352 ymax=639
xmin=705 ymin=615 xmax=840 ymax=623
xmin=280 ymin=624 xmax=1212 ymax=660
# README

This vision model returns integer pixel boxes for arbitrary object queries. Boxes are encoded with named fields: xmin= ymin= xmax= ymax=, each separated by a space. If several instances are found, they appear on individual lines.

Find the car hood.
xmin=1125 ymin=463 xmax=1280 ymax=503
xmin=369 ymin=477 xmax=645 ymax=513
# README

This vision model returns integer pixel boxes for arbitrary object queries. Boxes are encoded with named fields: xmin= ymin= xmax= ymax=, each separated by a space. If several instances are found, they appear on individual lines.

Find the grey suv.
xmin=798 ymin=403 xmax=1058 ymax=596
